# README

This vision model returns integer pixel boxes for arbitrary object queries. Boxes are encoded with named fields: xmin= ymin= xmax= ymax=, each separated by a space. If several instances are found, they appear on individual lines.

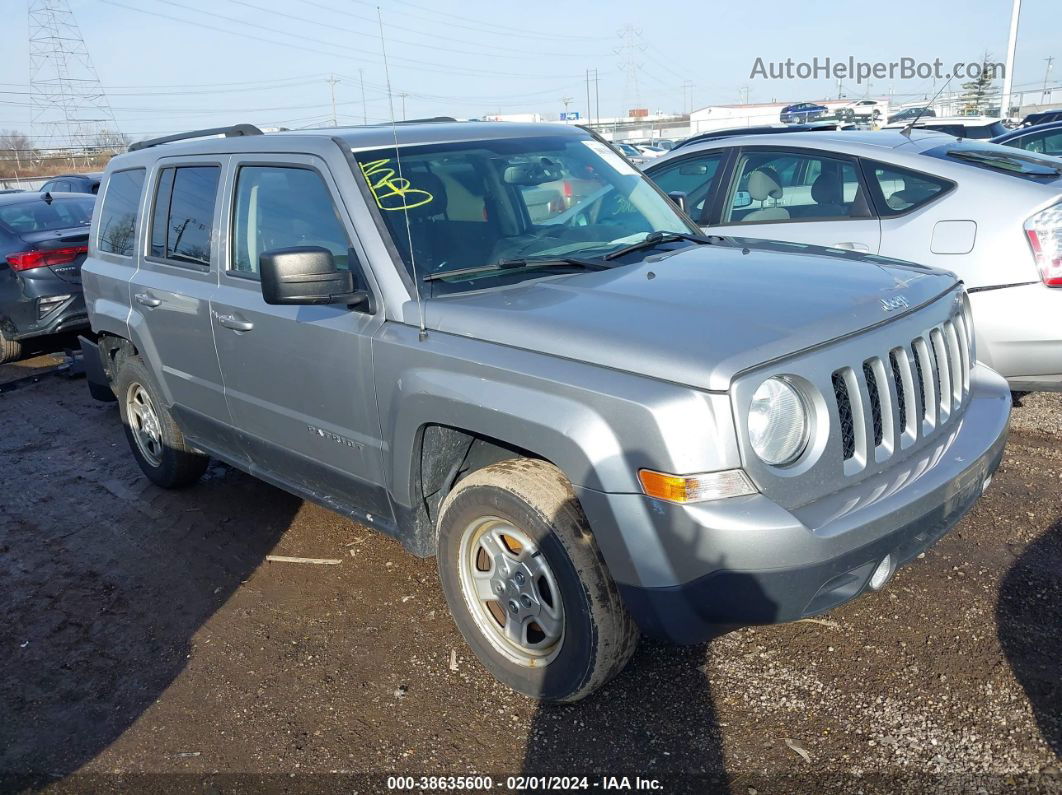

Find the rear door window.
xmin=1005 ymin=130 xmax=1062 ymax=157
xmin=150 ymin=165 xmax=220 ymax=267
xmin=97 ymin=169 xmax=145 ymax=256
xmin=722 ymin=150 xmax=869 ymax=223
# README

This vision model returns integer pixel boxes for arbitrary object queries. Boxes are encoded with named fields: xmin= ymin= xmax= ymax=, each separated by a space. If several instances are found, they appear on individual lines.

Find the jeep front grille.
xmin=832 ymin=371 xmax=856 ymax=460
xmin=831 ymin=312 xmax=972 ymax=473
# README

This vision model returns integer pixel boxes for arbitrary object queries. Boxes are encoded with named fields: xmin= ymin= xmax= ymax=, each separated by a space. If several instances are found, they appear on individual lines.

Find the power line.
xmin=120 ymin=0 xmax=595 ymax=80
xmin=348 ymin=0 xmax=612 ymax=43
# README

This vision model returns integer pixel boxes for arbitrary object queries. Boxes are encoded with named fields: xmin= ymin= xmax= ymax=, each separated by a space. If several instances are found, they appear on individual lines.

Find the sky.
xmin=0 ymin=0 xmax=1058 ymax=145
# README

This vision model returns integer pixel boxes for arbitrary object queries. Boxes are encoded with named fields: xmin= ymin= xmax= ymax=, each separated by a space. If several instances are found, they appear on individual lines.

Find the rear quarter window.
xmin=97 ymin=169 xmax=146 ymax=256
xmin=865 ymin=162 xmax=953 ymax=216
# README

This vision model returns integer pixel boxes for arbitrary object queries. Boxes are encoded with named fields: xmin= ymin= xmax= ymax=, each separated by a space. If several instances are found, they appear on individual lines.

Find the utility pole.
xmin=837 ymin=78 xmax=844 ymax=99
xmin=327 ymin=73 xmax=340 ymax=127
xmin=586 ymin=69 xmax=592 ymax=127
xmin=561 ymin=96 xmax=573 ymax=119
xmin=594 ymin=68 xmax=600 ymax=125
xmin=681 ymin=80 xmax=694 ymax=114
xmin=359 ymin=68 xmax=368 ymax=124
xmin=399 ymin=92 xmax=408 ymax=120
xmin=1000 ymin=0 xmax=1021 ymax=118
xmin=1043 ymin=56 xmax=1055 ymax=103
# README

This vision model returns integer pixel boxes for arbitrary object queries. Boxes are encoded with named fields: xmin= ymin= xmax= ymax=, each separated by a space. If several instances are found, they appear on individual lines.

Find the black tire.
xmin=0 ymin=329 xmax=21 ymax=364
xmin=436 ymin=458 xmax=638 ymax=702
xmin=115 ymin=353 xmax=209 ymax=489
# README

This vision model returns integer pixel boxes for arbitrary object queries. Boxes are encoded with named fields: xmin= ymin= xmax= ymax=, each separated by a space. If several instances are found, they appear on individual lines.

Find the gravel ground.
xmin=0 ymin=360 xmax=1059 ymax=793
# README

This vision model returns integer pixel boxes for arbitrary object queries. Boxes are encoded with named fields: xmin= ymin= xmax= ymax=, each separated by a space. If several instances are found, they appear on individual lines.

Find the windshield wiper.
xmin=602 ymin=231 xmax=716 ymax=261
xmin=422 ymin=256 xmax=610 ymax=282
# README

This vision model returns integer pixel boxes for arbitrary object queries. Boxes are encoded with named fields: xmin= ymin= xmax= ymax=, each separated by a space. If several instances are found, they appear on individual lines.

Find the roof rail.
xmin=128 ymin=124 xmax=264 ymax=152
xmin=391 ymin=116 xmax=458 ymax=126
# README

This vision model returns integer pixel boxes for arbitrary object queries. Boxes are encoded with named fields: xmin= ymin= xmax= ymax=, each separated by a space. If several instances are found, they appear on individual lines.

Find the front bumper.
xmin=578 ymin=364 xmax=1011 ymax=643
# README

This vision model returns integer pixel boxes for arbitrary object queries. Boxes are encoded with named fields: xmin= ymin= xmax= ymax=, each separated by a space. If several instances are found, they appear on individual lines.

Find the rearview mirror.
xmin=678 ymin=163 xmax=709 ymax=176
xmin=259 ymin=246 xmax=366 ymax=307
xmin=667 ymin=190 xmax=688 ymax=212
xmin=732 ymin=190 xmax=753 ymax=209
xmin=502 ymin=157 xmax=564 ymax=186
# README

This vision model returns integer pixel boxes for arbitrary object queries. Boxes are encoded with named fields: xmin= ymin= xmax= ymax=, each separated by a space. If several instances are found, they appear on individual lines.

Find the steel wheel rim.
xmin=127 ymin=383 xmax=163 ymax=468
xmin=457 ymin=516 xmax=564 ymax=667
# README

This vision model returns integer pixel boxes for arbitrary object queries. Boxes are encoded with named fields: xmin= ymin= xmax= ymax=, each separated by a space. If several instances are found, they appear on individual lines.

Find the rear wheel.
xmin=115 ymin=354 xmax=209 ymax=488
xmin=0 ymin=329 xmax=21 ymax=364
xmin=436 ymin=458 xmax=638 ymax=702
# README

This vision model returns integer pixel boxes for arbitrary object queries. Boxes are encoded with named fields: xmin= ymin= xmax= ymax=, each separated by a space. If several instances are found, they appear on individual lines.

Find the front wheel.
xmin=115 ymin=354 xmax=209 ymax=488
xmin=436 ymin=459 xmax=639 ymax=702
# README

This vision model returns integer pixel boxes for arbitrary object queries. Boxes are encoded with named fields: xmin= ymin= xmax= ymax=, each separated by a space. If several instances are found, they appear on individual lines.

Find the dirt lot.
xmin=1 ymin=355 xmax=1059 ymax=793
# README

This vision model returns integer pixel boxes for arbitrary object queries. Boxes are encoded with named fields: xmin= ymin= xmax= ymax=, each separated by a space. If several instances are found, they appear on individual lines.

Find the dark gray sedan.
xmin=0 ymin=191 xmax=95 ymax=362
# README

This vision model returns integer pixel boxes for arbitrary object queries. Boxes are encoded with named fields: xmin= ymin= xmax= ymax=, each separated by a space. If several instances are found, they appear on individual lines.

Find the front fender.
xmin=389 ymin=368 xmax=628 ymax=504
xmin=372 ymin=324 xmax=742 ymax=513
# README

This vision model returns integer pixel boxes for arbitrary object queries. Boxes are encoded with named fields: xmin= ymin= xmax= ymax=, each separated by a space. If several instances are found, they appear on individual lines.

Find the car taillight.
xmin=5 ymin=245 xmax=87 ymax=272
xmin=1024 ymin=202 xmax=1062 ymax=286
xmin=562 ymin=180 xmax=574 ymax=209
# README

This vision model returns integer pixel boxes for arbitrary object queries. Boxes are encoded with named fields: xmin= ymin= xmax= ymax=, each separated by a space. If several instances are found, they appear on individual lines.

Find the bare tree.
xmin=0 ymin=130 xmax=37 ymax=179
xmin=93 ymin=128 xmax=130 ymax=154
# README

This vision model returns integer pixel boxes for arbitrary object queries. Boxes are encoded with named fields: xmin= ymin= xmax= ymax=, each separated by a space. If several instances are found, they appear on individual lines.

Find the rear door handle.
xmin=216 ymin=313 xmax=254 ymax=332
xmin=832 ymin=242 xmax=871 ymax=253
xmin=134 ymin=292 xmax=161 ymax=308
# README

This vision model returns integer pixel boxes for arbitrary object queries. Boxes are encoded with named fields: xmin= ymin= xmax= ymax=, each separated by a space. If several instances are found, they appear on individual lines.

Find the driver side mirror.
xmin=732 ymin=190 xmax=753 ymax=209
xmin=259 ymin=246 xmax=368 ymax=308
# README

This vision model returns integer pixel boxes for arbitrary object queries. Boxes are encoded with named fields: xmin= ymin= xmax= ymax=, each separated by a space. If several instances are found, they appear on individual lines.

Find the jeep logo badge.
xmin=881 ymin=295 xmax=910 ymax=312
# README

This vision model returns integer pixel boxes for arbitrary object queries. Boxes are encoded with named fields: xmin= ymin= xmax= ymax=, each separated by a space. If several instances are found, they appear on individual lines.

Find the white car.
xmin=645 ymin=130 xmax=1062 ymax=392
xmin=838 ymin=99 xmax=887 ymax=122
xmin=612 ymin=142 xmax=650 ymax=165
xmin=632 ymin=144 xmax=667 ymax=158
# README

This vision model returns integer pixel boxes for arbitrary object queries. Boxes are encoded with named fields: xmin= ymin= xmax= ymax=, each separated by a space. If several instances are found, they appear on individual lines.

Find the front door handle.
xmin=134 ymin=292 xmax=161 ymax=308
xmin=832 ymin=241 xmax=871 ymax=253
xmin=216 ymin=314 xmax=254 ymax=332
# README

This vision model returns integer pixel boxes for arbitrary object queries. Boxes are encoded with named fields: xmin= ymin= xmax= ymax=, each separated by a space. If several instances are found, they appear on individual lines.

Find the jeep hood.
xmin=420 ymin=241 xmax=958 ymax=392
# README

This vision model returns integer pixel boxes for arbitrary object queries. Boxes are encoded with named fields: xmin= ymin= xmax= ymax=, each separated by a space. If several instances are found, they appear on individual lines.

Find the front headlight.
xmin=748 ymin=377 xmax=808 ymax=466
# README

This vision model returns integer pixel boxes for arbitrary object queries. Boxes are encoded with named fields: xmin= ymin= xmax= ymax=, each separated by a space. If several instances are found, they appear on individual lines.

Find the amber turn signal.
xmin=638 ymin=468 xmax=757 ymax=503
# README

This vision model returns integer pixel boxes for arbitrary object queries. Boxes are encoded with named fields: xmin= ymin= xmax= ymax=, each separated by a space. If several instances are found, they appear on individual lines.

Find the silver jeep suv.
xmin=80 ymin=121 xmax=1010 ymax=702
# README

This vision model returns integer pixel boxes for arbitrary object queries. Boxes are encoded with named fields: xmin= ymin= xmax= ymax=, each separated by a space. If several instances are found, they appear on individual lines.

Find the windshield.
xmin=353 ymin=134 xmax=692 ymax=293
xmin=924 ymin=141 xmax=1062 ymax=180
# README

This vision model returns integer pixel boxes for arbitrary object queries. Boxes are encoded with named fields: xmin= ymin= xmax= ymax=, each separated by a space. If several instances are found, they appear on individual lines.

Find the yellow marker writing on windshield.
xmin=360 ymin=159 xmax=435 ymax=212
